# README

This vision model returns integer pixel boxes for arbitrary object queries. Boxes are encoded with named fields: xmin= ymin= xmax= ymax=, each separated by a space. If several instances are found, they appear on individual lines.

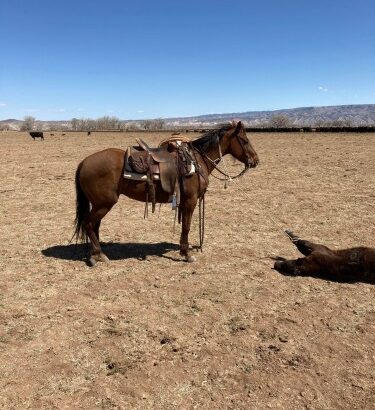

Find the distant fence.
xmin=7 ymin=126 xmax=374 ymax=134
xmin=150 ymin=126 xmax=375 ymax=133
xmin=118 ymin=126 xmax=375 ymax=133
xmin=244 ymin=126 xmax=375 ymax=133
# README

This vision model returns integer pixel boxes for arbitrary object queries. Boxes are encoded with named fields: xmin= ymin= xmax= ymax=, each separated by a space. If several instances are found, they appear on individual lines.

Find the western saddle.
xmin=124 ymin=136 xmax=196 ymax=213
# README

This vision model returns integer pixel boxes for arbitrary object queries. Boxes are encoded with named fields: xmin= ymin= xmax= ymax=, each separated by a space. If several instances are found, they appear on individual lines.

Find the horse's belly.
xmin=122 ymin=179 xmax=171 ymax=204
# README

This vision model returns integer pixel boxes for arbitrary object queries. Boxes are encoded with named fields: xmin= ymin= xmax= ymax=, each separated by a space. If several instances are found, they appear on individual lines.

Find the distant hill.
xmin=166 ymin=104 xmax=375 ymax=127
xmin=1 ymin=104 xmax=375 ymax=130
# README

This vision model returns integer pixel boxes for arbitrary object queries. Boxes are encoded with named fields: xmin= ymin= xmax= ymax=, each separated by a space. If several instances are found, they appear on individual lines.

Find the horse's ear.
xmin=235 ymin=121 xmax=242 ymax=134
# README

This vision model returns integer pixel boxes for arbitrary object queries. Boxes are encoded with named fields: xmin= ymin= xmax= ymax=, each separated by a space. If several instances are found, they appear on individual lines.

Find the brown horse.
xmin=274 ymin=231 xmax=375 ymax=283
xmin=74 ymin=121 xmax=259 ymax=266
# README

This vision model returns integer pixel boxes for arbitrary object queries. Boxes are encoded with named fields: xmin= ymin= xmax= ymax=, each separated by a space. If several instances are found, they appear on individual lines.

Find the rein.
xmin=198 ymin=195 xmax=205 ymax=251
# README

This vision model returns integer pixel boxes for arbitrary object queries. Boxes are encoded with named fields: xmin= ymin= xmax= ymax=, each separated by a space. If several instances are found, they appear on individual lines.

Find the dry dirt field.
xmin=0 ymin=130 xmax=374 ymax=409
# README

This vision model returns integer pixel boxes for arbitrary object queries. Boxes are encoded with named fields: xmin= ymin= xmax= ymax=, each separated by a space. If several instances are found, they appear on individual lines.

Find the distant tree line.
xmin=258 ymin=114 xmax=358 ymax=128
xmin=71 ymin=117 xmax=166 ymax=131
xmin=11 ymin=114 xmax=373 ymax=133
xmin=71 ymin=116 xmax=123 ymax=131
xmin=14 ymin=116 xmax=166 ymax=132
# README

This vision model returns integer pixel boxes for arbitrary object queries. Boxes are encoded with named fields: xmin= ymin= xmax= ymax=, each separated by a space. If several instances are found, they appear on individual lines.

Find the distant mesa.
xmin=1 ymin=104 xmax=375 ymax=130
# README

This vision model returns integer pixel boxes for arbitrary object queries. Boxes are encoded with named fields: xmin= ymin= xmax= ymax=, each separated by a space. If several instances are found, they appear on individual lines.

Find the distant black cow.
xmin=29 ymin=131 xmax=44 ymax=141
xmin=87 ymin=131 xmax=91 ymax=136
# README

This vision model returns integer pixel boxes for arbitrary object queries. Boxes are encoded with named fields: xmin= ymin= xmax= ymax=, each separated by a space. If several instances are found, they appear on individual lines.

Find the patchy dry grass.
xmin=0 ymin=130 xmax=374 ymax=409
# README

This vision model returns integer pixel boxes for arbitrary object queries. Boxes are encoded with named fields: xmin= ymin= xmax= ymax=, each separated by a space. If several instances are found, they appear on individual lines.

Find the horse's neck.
xmin=201 ymin=139 xmax=229 ymax=175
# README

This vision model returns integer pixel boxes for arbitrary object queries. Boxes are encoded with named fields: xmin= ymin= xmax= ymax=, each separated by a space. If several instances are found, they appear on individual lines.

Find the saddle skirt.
xmin=124 ymin=147 xmax=177 ymax=195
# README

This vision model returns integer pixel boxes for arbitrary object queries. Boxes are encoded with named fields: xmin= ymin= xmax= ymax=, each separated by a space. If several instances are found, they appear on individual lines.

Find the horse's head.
xmin=226 ymin=121 xmax=259 ymax=168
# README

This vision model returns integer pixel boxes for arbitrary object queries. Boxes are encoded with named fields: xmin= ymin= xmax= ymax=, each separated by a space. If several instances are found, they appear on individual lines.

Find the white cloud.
xmin=318 ymin=86 xmax=328 ymax=92
xmin=0 ymin=102 xmax=6 ymax=107
xmin=106 ymin=109 xmax=114 ymax=113
xmin=137 ymin=110 xmax=144 ymax=113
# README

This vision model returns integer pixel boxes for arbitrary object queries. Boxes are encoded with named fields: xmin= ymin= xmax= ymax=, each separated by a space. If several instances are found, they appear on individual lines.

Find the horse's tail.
xmin=73 ymin=161 xmax=89 ymax=242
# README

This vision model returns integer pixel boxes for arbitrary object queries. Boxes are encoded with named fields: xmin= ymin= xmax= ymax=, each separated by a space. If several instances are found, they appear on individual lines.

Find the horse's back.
xmin=81 ymin=148 xmax=125 ymax=174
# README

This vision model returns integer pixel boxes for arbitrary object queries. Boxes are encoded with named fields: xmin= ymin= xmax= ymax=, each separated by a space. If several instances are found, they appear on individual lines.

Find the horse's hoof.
xmin=99 ymin=254 xmax=110 ymax=263
xmin=186 ymin=255 xmax=197 ymax=263
xmin=88 ymin=256 xmax=97 ymax=267
xmin=88 ymin=253 xmax=109 ymax=266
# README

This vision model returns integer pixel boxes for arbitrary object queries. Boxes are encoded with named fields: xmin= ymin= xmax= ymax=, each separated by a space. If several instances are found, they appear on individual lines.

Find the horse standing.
xmin=74 ymin=121 xmax=259 ymax=266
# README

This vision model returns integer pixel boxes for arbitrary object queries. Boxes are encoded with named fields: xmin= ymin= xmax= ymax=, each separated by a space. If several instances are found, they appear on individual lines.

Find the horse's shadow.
xmin=42 ymin=242 xmax=180 ymax=263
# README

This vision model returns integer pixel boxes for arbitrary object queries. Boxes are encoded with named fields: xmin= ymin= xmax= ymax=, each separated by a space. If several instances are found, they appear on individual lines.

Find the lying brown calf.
xmin=274 ymin=230 xmax=375 ymax=283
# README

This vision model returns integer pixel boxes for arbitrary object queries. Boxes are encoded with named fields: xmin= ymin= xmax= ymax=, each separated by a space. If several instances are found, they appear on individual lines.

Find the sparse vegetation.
xmin=142 ymin=118 xmax=165 ymax=130
xmin=20 ymin=116 xmax=36 ymax=131
xmin=71 ymin=116 xmax=122 ymax=131
xmin=268 ymin=114 xmax=292 ymax=128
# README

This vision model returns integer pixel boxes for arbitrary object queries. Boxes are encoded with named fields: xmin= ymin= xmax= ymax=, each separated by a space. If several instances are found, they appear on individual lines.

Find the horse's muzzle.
xmin=248 ymin=156 xmax=259 ymax=168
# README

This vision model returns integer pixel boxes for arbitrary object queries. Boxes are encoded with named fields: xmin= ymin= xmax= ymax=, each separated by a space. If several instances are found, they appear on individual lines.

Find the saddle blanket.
xmin=123 ymin=172 xmax=160 ymax=181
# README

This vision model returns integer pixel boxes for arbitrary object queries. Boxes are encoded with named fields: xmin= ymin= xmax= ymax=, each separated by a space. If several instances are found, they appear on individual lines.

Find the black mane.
xmin=192 ymin=123 xmax=233 ymax=152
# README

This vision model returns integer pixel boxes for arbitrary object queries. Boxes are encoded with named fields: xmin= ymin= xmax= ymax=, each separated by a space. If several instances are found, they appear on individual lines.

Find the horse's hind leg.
xmin=94 ymin=221 xmax=101 ymax=241
xmin=86 ymin=205 xmax=112 ymax=266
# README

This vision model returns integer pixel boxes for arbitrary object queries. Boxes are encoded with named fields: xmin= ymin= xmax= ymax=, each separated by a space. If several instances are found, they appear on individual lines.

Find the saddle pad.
xmin=123 ymin=172 xmax=160 ymax=181
xmin=123 ymin=169 xmax=174 ymax=195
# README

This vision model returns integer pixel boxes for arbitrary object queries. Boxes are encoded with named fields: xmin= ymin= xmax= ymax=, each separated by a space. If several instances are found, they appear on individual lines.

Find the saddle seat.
xmin=124 ymin=136 xmax=196 ymax=213
xmin=135 ymin=138 xmax=172 ymax=163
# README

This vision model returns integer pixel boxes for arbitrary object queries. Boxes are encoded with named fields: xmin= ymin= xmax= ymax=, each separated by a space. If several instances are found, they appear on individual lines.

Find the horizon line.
xmin=1 ymin=102 xmax=374 ymax=122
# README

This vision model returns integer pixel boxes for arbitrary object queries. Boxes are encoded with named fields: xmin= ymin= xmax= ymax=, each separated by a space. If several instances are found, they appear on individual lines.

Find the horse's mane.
xmin=191 ymin=123 xmax=233 ymax=152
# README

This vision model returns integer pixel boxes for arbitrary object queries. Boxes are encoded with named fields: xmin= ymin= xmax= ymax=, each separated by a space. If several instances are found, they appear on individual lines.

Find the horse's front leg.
xmin=179 ymin=196 xmax=198 ymax=263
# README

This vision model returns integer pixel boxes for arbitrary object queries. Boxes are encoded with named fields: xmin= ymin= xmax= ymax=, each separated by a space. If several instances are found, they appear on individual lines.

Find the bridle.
xmin=192 ymin=130 xmax=253 ymax=183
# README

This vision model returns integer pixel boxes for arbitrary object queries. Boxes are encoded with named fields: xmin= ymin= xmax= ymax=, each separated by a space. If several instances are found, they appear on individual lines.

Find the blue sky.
xmin=1 ymin=0 xmax=374 ymax=120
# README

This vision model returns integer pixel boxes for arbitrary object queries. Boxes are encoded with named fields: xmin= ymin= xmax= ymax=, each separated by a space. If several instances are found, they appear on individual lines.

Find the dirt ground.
xmin=0 ymin=130 xmax=374 ymax=409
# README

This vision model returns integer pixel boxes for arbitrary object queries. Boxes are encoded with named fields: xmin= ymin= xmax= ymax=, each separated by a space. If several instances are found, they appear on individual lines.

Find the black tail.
xmin=73 ymin=162 xmax=90 ymax=242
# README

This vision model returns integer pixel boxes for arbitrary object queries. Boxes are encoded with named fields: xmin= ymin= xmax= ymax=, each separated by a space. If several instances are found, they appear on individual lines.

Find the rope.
xmin=219 ymin=169 xmax=291 ymax=240
xmin=198 ymin=195 xmax=205 ymax=251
